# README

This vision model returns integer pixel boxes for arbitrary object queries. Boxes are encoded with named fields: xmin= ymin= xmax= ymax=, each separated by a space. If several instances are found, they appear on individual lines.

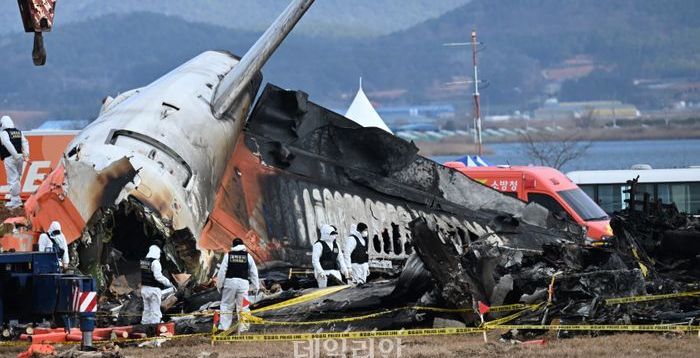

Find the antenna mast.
xmin=471 ymin=28 xmax=483 ymax=156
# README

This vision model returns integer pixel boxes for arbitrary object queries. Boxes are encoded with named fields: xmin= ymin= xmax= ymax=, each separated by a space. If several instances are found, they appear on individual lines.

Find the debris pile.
xmin=610 ymin=177 xmax=700 ymax=283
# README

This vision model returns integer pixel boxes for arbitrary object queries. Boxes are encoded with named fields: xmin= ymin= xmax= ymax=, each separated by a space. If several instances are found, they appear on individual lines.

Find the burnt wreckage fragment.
xmin=98 ymin=86 xmax=698 ymax=333
xmin=229 ymin=84 xmax=583 ymax=269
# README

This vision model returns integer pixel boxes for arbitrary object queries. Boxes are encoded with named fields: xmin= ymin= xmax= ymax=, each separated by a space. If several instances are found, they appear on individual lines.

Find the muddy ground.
xmin=3 ymin=332 xmax=699 ymax=357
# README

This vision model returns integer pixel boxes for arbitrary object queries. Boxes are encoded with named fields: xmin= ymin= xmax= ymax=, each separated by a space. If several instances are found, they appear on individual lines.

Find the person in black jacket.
xmin=343 ymin=222 xmax=370 ymax=284
xmin=140 ymin=245 xmax=174 ymax=324
xmin=0 ymin=115 xmax=29 ymax=209
xmin=216 ymin=238 xmax=260 ymax=332
xmin=311 ymin=224 xmax=349 ymax=288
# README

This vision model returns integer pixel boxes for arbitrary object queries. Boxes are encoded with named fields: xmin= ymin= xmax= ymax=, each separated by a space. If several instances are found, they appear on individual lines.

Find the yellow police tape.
xmin=483 ymin=303 xmax=544 ymax=328
xmin=605 ymin=290 xmax=700 ymax=305
xmin=241 ymin=303 xmax=540 ymax=326
xmin=211 ymin=323 xmax=700 ymax=343
xmin=95 ymin=285 xmax=352 ymax=319
xmin=212 ymin=327 xmax=487 ymax=342
xmin=250 ymin=285 xmax=350 ymax=314
xmin=96 ymin=287 xmax=700 ymax=323
xmin=11 ymin=287 xmax=697 ymax=347
xmin=494 ymin=324 xmax=700 ymax=332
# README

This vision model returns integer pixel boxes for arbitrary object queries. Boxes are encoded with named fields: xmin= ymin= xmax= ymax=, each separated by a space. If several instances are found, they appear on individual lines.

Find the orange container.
xmin=157 ymin=322 xmax=175 ymax=336
xmin=21 ymin=332 xmax=67 ymax=343
xmin=66 ymin=333 xmax=107 ymax=342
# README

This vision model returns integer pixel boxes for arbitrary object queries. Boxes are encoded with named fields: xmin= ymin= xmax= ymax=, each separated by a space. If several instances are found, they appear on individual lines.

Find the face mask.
xmin=361 ymin=230 xmax=369 ymax=237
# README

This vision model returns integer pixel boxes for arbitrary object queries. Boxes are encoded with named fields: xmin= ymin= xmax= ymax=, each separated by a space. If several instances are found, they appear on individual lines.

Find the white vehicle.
xmin=566 ymin=165 xmax=700 ymax=214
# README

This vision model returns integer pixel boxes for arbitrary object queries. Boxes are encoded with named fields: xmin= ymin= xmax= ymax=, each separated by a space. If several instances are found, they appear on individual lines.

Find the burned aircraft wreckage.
xmin=18 ymin=0 xmax=698 ymax=333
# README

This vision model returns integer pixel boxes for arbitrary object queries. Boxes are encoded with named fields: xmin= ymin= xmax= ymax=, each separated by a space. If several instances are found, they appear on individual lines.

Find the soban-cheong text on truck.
xmin=444 ymin=162 xmax=612 ymax=241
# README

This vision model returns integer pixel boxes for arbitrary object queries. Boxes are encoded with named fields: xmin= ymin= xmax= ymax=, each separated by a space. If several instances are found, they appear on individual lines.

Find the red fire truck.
xmin=445 ymin=162 xmax=612 ymax=241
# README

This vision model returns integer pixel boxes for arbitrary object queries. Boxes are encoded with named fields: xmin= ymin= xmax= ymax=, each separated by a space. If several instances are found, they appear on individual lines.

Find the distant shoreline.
xmin=415 ymin=127 xmax=700 ymax=156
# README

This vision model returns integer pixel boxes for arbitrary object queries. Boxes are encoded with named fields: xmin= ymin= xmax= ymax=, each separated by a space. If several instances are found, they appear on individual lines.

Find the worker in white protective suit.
xmin=343 ymin=222 xmax=371 ymax=284
xmin=140 ymin=245 xmax=174 ymax=324
xmin=0 ymin=115 xmax=29 ymax=209
xmin=38 ymin=233 xmax=52 ymax=252
xmin=47 ymin=221 xmax=70 ymax=268
xmin=216 ymin=237 xmax=260 ymax=333
xmin=312 ymin=224 xmax=350 ymax=288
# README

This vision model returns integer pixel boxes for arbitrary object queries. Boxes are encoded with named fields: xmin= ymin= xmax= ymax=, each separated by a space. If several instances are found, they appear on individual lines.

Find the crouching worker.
xmin=216 ymin=237 xmax=260 ymax=333
xmin=312 ymin=224 xmax=350 ymax=288
xmin=140 ymin=245 xmax=174 ymax=325
xmin=344 ymin=222 xmax=370 ymax=284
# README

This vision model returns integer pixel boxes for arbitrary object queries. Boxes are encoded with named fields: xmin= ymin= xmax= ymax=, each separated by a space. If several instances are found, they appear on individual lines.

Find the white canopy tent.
xmin=345 ymin=79 xmax=393 ymax=134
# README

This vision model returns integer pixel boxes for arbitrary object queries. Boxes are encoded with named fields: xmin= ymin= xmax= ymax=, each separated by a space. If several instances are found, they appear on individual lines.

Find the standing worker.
xmin=312 ymin=224 xmax=350 ymax=288
xmin=140 ymin=244 xmax=174 ymax=325
xmin=38 ymin=233 xmax=52 ymax=252
xmin=344 ymin=222 xmax=371 ymax=284
xmin=0 ymin=115 xmax=29 ymax=209
xmin=216 ymin=238 xmax=260 ymax=333
xmin=47 ymin=221 xmax=69 ymax=268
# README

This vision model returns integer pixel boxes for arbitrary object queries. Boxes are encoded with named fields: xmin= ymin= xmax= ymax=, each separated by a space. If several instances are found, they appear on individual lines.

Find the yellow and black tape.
xmin=250 ymin=285 xmax=350 ymax=314
xmin=212 ymin=327 xmax=487 ymax=342
xmin=605 ymin=290 xmax=700 ymax=305
xmin=241 ymin=303 xmax=539 ymax=326
xmin=212 ymin=322 xmax=700 ymax=343
xmin=483 ymin=303 xmax=544 ymax=328
xmin=495 ymin=324 xmax=700 ymax=332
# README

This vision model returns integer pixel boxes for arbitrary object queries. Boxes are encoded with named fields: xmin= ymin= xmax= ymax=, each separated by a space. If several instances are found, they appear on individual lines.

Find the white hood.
xmin=349 ymin=224 xmax=362 ymax=239
xmin=146 ymin=245 xmax=161 ymax=259
xmin=48 ymin=221 xmax=62 ymax=234
xmin=231 ymin=244 xmax=246 ymax=252
xmin=320 ymin=224 xmax=337 ymax=242
xmin=0 ymin=116 xmax=14 ymax=129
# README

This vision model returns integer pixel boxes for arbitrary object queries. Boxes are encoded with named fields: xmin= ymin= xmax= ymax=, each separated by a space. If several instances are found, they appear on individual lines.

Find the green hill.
xmin=0 ymin=0 xmax=471 ymax=37
xmin=0 ymin=0 xmax=698 ymax=120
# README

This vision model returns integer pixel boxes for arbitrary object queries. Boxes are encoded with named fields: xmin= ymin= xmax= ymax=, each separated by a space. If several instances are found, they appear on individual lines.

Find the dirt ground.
xmin=4 ymin=331 xmax=698 ymax=358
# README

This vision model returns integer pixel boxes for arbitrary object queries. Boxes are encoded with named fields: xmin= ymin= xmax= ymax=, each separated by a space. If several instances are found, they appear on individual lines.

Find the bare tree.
xmin=520 ymin=130 xmax=592 ymax=170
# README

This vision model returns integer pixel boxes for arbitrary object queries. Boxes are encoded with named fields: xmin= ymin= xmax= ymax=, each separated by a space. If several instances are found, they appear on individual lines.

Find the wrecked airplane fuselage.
xmin=26 ymin=80 xmax=583 ymax=291
xmin=208 ymin=84 xmax=584 ymax=271
xmin=23 ymin=0 xmax=583 ymax=293
xmin=25 ymin=51 xmax=262 ymax=285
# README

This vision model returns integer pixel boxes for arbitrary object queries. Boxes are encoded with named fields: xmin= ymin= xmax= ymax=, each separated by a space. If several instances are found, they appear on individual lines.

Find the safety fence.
xmin=2 ymin=287 xmax=699 ymax=348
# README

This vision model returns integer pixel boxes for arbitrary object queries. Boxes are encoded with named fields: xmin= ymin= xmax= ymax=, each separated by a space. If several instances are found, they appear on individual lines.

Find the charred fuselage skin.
xmin=26 ymin=51 xmax=261 ymax=282
xmin=198 ymin=85 xmax=583 ymax=270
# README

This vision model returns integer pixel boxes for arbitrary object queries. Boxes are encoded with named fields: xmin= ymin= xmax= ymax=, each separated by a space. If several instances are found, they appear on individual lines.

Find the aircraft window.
xmin=108 ymin=129 xmax=192 ymax=187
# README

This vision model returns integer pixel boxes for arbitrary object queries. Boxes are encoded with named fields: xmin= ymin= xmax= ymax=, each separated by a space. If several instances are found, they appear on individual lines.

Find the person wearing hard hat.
xmin=216 ymin=237 xmax=260 ymax=333
xmin=47 ymin=221 xmax=70 ymax=268
xmin=140 ymin=244 xmax=174 ymax=325
xmin=0 ymin=115 xmax=29 ymax=209
xmin=312 ymin=224 xmax=350 ymax=288
xmin=344 ymin=222 xmax=371 ymax=284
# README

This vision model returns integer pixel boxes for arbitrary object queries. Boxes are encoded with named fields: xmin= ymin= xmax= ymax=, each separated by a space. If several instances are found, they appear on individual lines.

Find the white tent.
xmin=345 ymin=79 xmax=393 ymax=134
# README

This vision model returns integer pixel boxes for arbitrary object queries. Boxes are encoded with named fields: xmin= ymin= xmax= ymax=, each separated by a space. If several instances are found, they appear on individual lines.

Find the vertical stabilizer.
xmin=212 ymin=0 xmax=315 ymax=118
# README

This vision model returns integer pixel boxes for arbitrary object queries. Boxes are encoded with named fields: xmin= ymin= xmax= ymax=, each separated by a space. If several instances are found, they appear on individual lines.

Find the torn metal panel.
xmin=244 ymin=85 xmax=526 ymax=215
xmin=407 ymin=213 xmax=700 ymax=333
xmin=201 ymin=84 xmax=573 ymax=272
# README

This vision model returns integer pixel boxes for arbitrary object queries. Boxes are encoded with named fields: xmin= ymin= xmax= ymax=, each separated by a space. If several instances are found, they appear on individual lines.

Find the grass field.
xmin=4 ymin=331 xmax=698 ymax=357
